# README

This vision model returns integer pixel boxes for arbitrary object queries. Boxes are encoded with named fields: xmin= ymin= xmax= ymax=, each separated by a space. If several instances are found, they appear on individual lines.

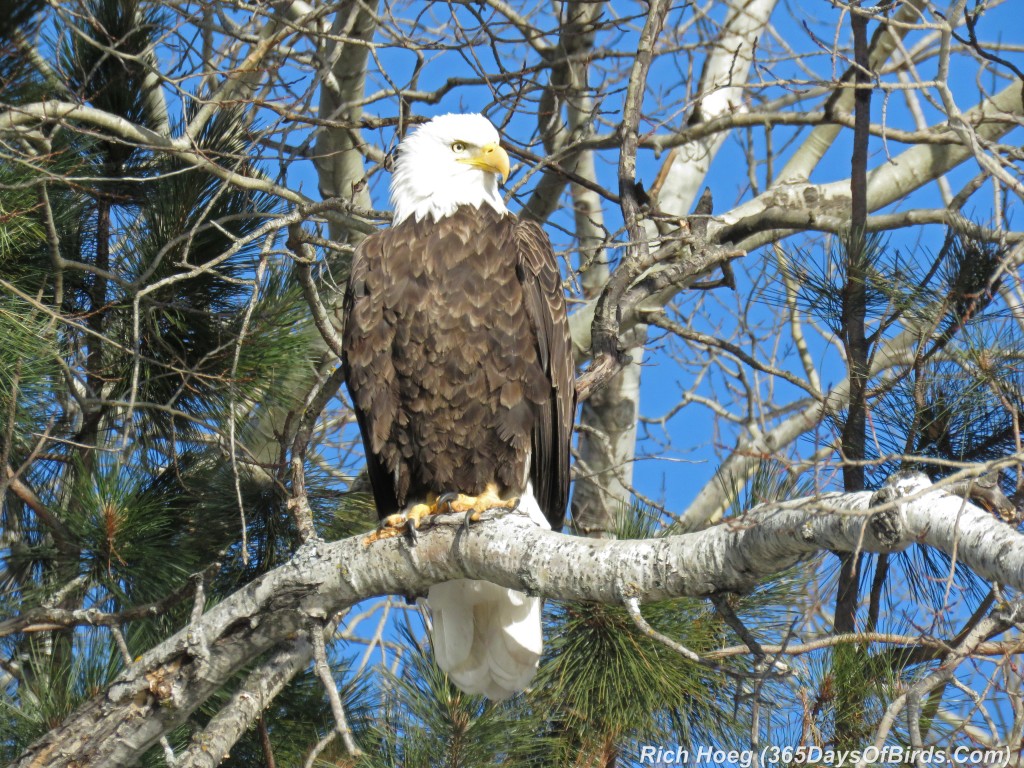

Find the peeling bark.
xmin=717 ymin=81 xmax=1024 ymax=252
xmin=654 ymin=0 xmax=777 ymax=216
xmin=14 ymin=476 xmax=1023 ymax=768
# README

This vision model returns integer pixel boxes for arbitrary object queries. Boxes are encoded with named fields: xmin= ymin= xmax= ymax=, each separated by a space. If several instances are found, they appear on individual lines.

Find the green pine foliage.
xmin=0 ymin=630 xmax=126 ymax=751
xmin=766 ymin=226 xmax=1022 ymax=750
xmin=3 ymin=0 xmax=1020 ymax=764
xmin=534 ymin=501 xmax=800 ymax=763
xmin=538 ymin=599 xmax=733 ymax=759
xmin=777 ymin=227 xmax=1021 ymax=491
xmin=336 ymin=502 xmax=809 ymax=766
xmin=171 ymin=654 xmax=376 ymax=768
xmin=355 ymin=622 xmax=554 ymax=768
xmin=0 ymin=0 xmax=328 ymax=760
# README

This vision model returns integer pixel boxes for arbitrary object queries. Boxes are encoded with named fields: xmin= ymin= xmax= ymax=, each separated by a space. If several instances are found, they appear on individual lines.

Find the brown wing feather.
xmin=340 ymin=231 xmax=402 ymax=518
xmin=513 ymin=218 xmax=576 ymax=531
xmin=342 ymin=208 xmax=575 ymax=531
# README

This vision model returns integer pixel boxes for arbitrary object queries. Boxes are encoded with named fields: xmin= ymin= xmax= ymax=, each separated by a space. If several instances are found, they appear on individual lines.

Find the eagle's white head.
xmin=390 ymin=113 xmax=510 ymax=224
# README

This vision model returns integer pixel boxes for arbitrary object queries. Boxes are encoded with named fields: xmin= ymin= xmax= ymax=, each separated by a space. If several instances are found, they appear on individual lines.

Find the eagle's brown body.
xmin=341 ymin=204 xmax=574 ymax=531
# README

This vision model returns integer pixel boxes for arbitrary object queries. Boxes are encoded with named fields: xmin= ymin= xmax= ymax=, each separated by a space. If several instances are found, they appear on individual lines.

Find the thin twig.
xmin=711 ymin=594 xmax=766 ymax=660
xmin=586 ymin=0 xmax=670 ymax=392
xmin=308 ymin=619 xmax=361 ymax=758
xmin=861 ymin=607 xmax=1015 ymax=762
xmin=289 ymin=224 xmax=345 ymax=359
xmin=623 ymin=596 xmax=701 ymax=662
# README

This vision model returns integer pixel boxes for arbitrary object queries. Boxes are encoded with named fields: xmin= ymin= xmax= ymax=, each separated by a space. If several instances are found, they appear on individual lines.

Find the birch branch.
xmin=654 ymin=0 xmax=778 ymax=216
xmin=13 ymin=473 xmax=1024 ymax=768
xmin=775 ymin=0 xmax=929 ymax=183
xmin=678 ymin=325 xmax=922 ymax=527
xmin=0 ymin=101 xmax=308 ymax=205
xmin=176 ymin=636 xmax=313 ymax=768
xmin=715 ymin=79 xmax=1024 ymax=252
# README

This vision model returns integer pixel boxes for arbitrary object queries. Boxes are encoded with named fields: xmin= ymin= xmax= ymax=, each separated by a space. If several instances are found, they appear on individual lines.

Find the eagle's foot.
xmin=438 ymin=488 xmax=520 ymax=527
xmin=361 ymin=489 xmax=520 ymax=546
xmin=361 ymin=499 xmax=441 ymax=546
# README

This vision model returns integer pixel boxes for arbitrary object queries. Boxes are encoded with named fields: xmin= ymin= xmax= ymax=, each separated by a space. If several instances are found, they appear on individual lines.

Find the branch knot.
xmin=868 ymin=470 xmax=932 ymax=547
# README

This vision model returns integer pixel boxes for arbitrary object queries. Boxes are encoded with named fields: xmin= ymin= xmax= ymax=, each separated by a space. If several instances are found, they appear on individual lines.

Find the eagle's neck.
xmin=390 ymin=161 xmax=507 ymax=224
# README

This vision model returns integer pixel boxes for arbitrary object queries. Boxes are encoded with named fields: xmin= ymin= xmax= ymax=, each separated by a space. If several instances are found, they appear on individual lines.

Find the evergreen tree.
xmin=2 ymin=1 xmax=1023 ymax=766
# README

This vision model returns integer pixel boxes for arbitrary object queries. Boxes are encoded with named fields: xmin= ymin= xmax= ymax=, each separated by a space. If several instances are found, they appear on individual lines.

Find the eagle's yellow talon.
xmin=382 ymin=512 xmax=407 ymax=528
xmin=361 ymin=525 xmax=404 ymax=547
xmin=362 ymin=487 xmax=520 ymax=545
xmin=361 ymin=500 xmax=439 ymax=546
xmin=442 ymin=487 xmax=519 ymax=518
xmin=405 ymin=502 xmax=435 ymax=527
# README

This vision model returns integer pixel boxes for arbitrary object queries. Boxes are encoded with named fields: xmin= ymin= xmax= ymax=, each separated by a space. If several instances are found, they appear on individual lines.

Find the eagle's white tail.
xmin=429 ymin=580 xmax=543 ymax=699
xmin=427 ymin=485 xmax=550 ymax=700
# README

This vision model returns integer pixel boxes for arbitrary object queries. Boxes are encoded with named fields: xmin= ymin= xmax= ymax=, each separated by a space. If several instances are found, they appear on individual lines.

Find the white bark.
xmin=176 ymin=636 xmax=313 ymax=768
xmin=0 ymin=101 xmax=309 ymax=205
xmin=565 ymin=1 xmax=646 ymax=533
xmin=774 ymin=0 xmax=929 ymax=184
xmin=676 ymin=81 xmax=1024 ymax=526
xmin=313 ymin=0 xmax=376 ymax=240
xmin=562 ymin=80 xmax=1024 ymax=365
xmin=717 ymin=80 xmax=1024 ymax=251
xmin=654 ymin=0 xmax=777 ymax=216
xmin=572 ymin=334 xmax=646 ymax=535
xmin=572 ymin=0 xmax=777 ymax=533
xmin=241 ymin=0 xmax=379 ymax=472
xmin=679 ymin=324 xmax=922 ymax=527
xmin=14 ymin=474 xmax=1023 ymax=768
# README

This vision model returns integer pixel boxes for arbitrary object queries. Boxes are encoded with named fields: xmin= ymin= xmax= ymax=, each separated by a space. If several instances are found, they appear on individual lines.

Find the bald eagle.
xmin=341 ymin=114 xmax=575 ymax=699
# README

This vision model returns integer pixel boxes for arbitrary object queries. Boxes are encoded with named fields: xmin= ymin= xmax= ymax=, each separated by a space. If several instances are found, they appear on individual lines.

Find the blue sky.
xmin=297 ymin=0 xmax=1021 ymax=522
xmin=242 ymin=1 xmax=1024 ymax=758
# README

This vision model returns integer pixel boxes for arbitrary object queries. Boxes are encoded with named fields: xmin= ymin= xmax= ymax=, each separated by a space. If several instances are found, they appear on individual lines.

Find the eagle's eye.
xmin=451 ymin=141 xmax=467 ymax=153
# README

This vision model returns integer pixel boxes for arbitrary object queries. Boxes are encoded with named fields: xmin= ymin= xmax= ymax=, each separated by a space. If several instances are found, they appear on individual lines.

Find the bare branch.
xmin=13 ymin=474 xmax=1024 ymax=767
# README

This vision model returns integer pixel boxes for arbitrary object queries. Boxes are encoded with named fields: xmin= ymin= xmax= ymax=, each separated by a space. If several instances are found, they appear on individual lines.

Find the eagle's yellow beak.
xmin=460 ymin=142 xmax=510 ymax=183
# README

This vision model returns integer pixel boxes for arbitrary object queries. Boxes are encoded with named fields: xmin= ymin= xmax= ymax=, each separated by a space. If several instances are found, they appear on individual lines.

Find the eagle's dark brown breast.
xmin=341 ymin=204 xmax=574 ymax=530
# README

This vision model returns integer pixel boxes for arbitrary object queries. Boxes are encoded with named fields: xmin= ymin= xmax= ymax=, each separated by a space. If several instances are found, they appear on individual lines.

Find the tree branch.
xmin=713 ymin=79 xmax=1024 ymax=252
xmin=176 ymin=636 xmax=313 ymax=768
xmin=14 ymin=473 xmax=1024 ymax=768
